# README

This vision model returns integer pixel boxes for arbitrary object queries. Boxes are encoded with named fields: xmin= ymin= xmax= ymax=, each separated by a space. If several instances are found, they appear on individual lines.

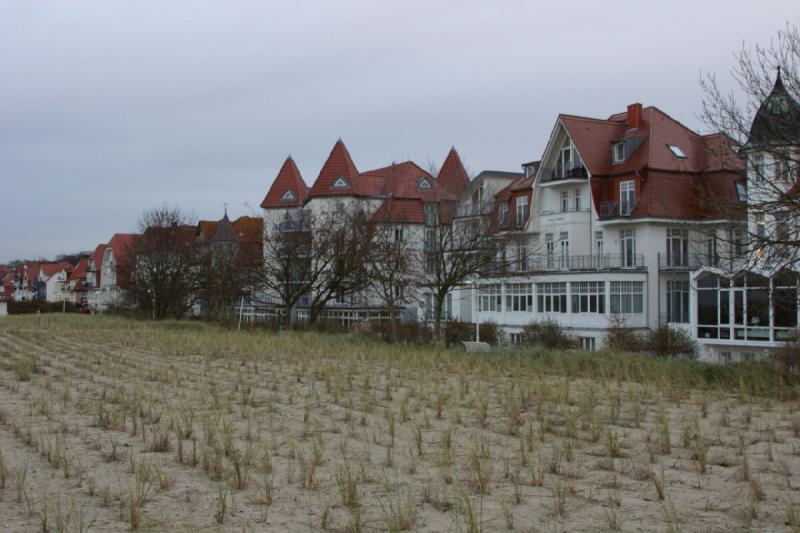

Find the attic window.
xmin=735 ymin=182 xmax=747 ymax=202
xmin=416 ymin=177 xmax=432 ymax=190
xmin=332 ymin=176 xmax=350 ymax=189
xmin=281 ymin=190 xmax=296 ymax=201
xmin=667 ymin=144 xmax=687 ymax=158
xmin=613 ymin=142 xmax=625 ymax=163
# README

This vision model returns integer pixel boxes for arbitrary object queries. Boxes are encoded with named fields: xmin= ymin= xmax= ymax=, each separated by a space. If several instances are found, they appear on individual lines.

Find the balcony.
xmin=539 ymin=162 xmax=588 ymax=184
xmin=599 ymin=200 xmax=639 ymax=218
xmin=490 ymin=253 xmax=646 ymax=275
xmin=658 ymin=253 xmax=732 ymax=271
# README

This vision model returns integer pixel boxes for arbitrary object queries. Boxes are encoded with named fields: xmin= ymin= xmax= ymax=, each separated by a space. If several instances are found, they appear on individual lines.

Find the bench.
xmin=461 ymin=341 xmax=490 ymax=352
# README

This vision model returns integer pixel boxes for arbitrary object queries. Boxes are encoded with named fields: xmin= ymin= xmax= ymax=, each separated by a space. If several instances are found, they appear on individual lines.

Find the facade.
xmin=471 ymin=103 xmax=745 ymax=349
xmin=259 ymin=141 xmax=472 ymax=325
xmin=98 ymin=233 xmax=139 ymax=311
xmin=690 ymin=71 xmax=800 ymax=362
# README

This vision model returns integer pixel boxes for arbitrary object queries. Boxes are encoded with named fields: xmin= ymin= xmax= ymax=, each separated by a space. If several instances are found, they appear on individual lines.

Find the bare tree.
xmin=367 ymin=216 xmax=420 ymax=342
xmin=305 ymin=203 xmax=372 ymax=324
xmin=700 ymin=23 xmax=800 ymax=269
xmin=129 ymin=206 xmax=200 ymax=319
xmin=423 ymin=200 xmax=503 ymax=340
xmin=254 ymin=202 xmax=371 ymax=327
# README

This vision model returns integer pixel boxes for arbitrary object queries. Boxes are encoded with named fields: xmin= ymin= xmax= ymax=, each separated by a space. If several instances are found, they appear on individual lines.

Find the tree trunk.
xmin=390 ymin=306 xmax=398 ymax=343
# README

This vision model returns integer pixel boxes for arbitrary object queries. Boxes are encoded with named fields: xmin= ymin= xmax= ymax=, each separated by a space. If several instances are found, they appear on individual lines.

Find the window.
xmin=732 ymin=229 xmax=745 ymax=257
xmin=498 ymin=203 xmax=508 ymax=224
xmin=571 ymin=281 xmax=605 ymax=313
xmin=425 ymin=293 xmax=452 ymax=320
xmin=559 ymin=232 xmax=569 ymax=268
xmin=281 ymin=189 xmax=296 ymax=201
xmin=620 ymin=181 xmax=636 ymax=215
xmin=666 ymin=228 xmax=688 ymax=267
xmin=561 ymin=191 xmax=569 ymax=212
xmin=417 ymin=177 xmax=432 ymax=190
xmin=666 ymin=280 xmax=689 ymax=323
xmin=667 ymin=144 xmax=687 ymax=158
xmin=545 ymin=233 xmax=554 ymax=268
xmin=579 ymin=337 xmax=596 ymax=351
xmin=537 ymin=282 xmax=567 ymax=313
xmin=394 ymin=285 xmax=404 ymax=300
xmin=620 ymin=229 xmax=636 ymax=267
xmin=753 ymin=154 xmax=765 ymax=182
xmin=506 ymin=283 xmax=533 ymax=312
xmin=332 ymin=176 xmax=350 ymax=188
xmin=706 ymin=234 xmax=720 ymax=266
xmin=776 ymin=158 xmax=790 ymax=182
xmin=509 ymin=332 xmax=523 ymax=345
xmin=478 ymin=284 xmax=502 ymax=312
xmin=735 ymin=182 xmax=747 ymax=202
xmin=610 ymin=281 xmax=644 ymax=314
xmin=574 ymin=189 xmax=581 ymax=211
xmin=516 ymin=196 xmax=529 ymax=226
xmin=754 ymin=212 xmax=766 ymax=240
xmin=394 ymin=226 xmax=404 ymax=242
xmin=595 ymin=231 xmax=604 ymax=257
xmin=613 ymin=142 xmax=625 ymax=163
xmin=516 ymin=241 xmax=529 ymax=272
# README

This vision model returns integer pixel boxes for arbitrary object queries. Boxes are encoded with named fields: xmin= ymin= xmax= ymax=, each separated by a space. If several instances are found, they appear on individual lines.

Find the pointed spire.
xmin=260 ymin=156 xmax=309 ymax=208
xmin=747 ymin=66 xmax=800 ymax=147
xmin=211 ymin=209 xmax=238 ymax=243
xmin=437 ymin=146 xmax=470 ymax=197
xmin=311 ymin=139 xmax=361 ymax=194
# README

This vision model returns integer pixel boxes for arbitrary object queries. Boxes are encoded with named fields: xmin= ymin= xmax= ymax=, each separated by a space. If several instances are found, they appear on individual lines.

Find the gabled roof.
xmin=495 ymin=175 xmax=533 ymax=202
xmin=260 ymin=157 xmax=309 ymax=208
xmin=106 ymin=233 xmax=140 ymax=288
xmin=370 ymin=198 xmax=426 ymax=224
xmin=747 ymin=69 xmax=800 ymax=147
xmin=211 ymin=213 xmax=238 ymax=243
xmin=437 ymin=147 xmax=470 ymax=196
xmin=68 ymin=257 xmax=89 ymax=282
xmin=41 ymin=261 xmax=72 ymax=278
xmin=309 ymin=140 xmax=385 ymax=198
xmin=363 ymin=161 xmax=437 ymax=200
xmin=90 ymin=244 xmax=107 ymax=287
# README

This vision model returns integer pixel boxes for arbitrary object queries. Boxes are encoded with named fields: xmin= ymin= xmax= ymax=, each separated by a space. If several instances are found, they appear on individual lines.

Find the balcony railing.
xmin=540 ymin=162 xmax=588 ymax=182
xmin=599 ymin=200 xmax=639 ymax=218
xmin=487 ymin=253 xmax=646 ymax=274
xmin=657 ymin=253 xmax=732 ymax=271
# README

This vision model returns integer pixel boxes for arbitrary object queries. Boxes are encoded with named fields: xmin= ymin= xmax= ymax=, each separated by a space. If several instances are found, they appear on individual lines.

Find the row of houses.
xmin=3 ymin=72 xmax=797 ymax=363
xmin=1 ymin=217 xmax=263 ymax=314
xmin=256 ymin=73 xmax=798 ymax=363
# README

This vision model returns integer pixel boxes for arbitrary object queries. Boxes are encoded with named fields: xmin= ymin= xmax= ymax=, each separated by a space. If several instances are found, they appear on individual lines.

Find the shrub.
xmin=367 ymin=320 xmax=433 ymax=345
xmin=603 ymin=316 xmax=644 ymax=353
xmin=8 ymin=301 xmax=83 ymax=314
xmin=645 ymin=326 xmax=697 ymax=358
xmin=443 ymin=319 xmax=498 ymax=347
xmin=774 ymin=334 xmax=800 ymax=382
xmin=520 ymin=320 xmax=576 ymax=350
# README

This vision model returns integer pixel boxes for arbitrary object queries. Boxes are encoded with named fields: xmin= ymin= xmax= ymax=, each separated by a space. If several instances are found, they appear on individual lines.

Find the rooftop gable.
xmin=437 ymin=147 xmax=470 ymax=197
xmin=260 ymin=156 xmax=309 ymax=208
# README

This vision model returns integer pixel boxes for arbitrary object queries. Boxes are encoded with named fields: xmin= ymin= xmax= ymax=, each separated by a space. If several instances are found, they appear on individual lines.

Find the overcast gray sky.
xmin=1 ymin=1 xmax=797 ymax=262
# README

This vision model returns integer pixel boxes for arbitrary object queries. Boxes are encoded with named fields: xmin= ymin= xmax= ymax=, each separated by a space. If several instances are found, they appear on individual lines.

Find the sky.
xmin=1 ymin=1 xmax=797 ymax=263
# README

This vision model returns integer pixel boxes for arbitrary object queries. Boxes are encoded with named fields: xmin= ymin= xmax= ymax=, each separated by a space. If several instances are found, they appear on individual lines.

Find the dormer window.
xmin=416 ymin=176 xmax=432 ymax=190
xmin=613 ymin=142 xmax=625 ymax=163
xmin=667 ymin=144 xmax=687 ymax=158
xmin=332 ymin=176 xmax=350 ymax=189
xmin=281 ymin=190 xmax=296 ymax=201
xmin=735 ymin=182 xmax=747 ymax=202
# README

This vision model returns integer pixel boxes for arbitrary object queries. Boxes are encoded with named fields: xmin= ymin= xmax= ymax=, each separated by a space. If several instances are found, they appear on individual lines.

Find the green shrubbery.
xmin=520 ymin=320 xmax=576 ymax=350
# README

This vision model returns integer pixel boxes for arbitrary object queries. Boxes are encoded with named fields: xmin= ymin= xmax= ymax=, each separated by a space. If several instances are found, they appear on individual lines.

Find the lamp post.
xmin=466 ymin=278 xmax=480 ymax=342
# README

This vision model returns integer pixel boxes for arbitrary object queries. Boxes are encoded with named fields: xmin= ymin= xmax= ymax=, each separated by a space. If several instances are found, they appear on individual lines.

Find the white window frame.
xmin=613 ymin=142 xmax=625 ymax=163
xmin=515 ymin=196 xmax=529 ymax=226
xmin=610 ymin=281 xmax=644 ymax=314
xmin=620 ymin=180 xmax=636 ymax=216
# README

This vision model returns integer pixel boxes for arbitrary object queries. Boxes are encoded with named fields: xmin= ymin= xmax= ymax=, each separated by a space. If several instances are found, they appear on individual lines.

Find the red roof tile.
xmin=363 ymin=161 xmax=437 ymax=200
xmin=437 ymin=148 xmax=470 ymax=197
xmin=107 ymin=233 xmax=140 ymax=288
xmin=261 ymin=157 xmax=310 ymax=208
xmin=68 ymin=257 xmax=89 ymax=282
xmin=370 ymin=198 xmax=426 ymax=224
xmin=309 ymin=140 xmax=385 ymax=198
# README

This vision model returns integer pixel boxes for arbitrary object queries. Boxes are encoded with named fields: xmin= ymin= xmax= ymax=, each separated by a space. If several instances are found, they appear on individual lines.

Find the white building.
xmin=690 ymin=71 xmax=800 ymax=362
xmin=473 ymin=103 xmax=745 ymax=350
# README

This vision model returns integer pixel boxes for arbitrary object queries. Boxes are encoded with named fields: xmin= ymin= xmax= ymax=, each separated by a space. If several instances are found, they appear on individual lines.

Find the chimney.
xmin=627 ymin=103 xmax=643 ymax=130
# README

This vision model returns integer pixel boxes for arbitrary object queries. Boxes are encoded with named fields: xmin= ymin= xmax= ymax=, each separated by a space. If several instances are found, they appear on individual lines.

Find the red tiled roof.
xmin=90 ymin=244 xmax=107 ymax=287
xmin=437 ymin=147 xmax=470 ymax=197
xmin=370 ymin=198 xmax=426 ymax=224
xmin=39 ymin=261 xmax=72 ymax=279
xmin=68 ymin=257 xmax=89 ymax=282
xmin=559 ymin=106 xmax=744 ymax=220
xmin=107 ymin=233 xmax=140 ymax=288
xmin=260 ymin=157 xmax=309 ymax=208
xmin=363 ymin=161 xmax=437 ymax=200
xmin=309 ymin=140 xmax=385 ymax=198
